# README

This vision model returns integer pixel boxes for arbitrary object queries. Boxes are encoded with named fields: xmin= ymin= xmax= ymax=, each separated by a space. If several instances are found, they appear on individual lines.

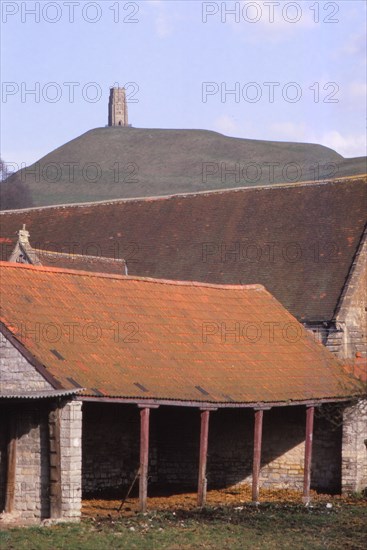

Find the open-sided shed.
xmin=0 ymin=262 xmax=365 ymax=522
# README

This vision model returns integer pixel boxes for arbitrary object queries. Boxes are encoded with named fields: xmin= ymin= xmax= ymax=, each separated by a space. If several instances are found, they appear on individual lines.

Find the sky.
xmin=1 ymin=0 xmax=366 ymax=169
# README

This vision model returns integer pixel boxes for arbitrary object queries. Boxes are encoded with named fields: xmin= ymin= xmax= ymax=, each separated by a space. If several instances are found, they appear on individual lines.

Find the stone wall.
xmin=0 ymin=333 xmax=82 ymax=521
xmin=0 ymin=332 xmax=52 ymax=393
xmin=0 ymin=420 xmax=6 ymax=512
xmin=342 ymin=399 xmax=367 ymax=493
xmin=304 ymin=231 xmax=366 ymax=362
xmin=329 ymin=230 xmax=367 ymax=360
xmin=0 ymin=403 xmax=50 ymax=520
xmin=155 ymin=407 xmax=200 ymax=488
xmin=0 ymin=400 xmax=82 ymax=522
xmin=14 ymin=405 xmax=50 ymax=519
xmin=82 ymin=403 xmax=139 ymax=495
xmin=59 ymin=400 xmax=82 ymax=520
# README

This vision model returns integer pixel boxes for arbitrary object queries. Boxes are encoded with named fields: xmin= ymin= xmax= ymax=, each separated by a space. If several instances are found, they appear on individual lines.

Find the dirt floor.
xmin=82 ymin=484 xmax=367 ymax=519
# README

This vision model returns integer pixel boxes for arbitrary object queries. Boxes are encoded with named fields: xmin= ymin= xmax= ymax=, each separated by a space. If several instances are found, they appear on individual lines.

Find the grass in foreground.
xmin=1 ymin=501 xmax=366 ymax=550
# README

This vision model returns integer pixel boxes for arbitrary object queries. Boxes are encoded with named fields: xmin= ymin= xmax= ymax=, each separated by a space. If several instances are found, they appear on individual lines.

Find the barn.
xmin=1 ymin=262 xmax=365 ymax=522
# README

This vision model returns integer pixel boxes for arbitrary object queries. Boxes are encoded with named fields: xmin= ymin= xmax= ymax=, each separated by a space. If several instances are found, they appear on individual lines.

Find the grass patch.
xmin=1 ymin=502 xmax=366 ymax=550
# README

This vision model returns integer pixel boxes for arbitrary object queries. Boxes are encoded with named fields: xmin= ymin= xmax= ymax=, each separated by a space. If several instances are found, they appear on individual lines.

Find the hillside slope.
xmin=8 ymin=127 xmax=367 ymax=207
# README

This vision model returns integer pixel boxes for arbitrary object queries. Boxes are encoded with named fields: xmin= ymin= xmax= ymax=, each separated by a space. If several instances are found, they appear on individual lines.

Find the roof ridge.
xmin=1 ymin=175 xmax=365 ymax=214
xmin=0 ymin=261 xmax=265 ymax=291
xmin=35 ymin=249 xmax=126 ymax=263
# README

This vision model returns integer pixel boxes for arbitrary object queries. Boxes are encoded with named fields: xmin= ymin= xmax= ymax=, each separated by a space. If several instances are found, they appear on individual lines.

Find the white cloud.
xmin=155 ymin=13 xmax=174 ymax=38
xmin=339 ymin=32 xmax=366 ymax=57
xmin=213 ymin=115 xmax=239 ymax=135
xmin=146 ymin=0 xmax=175 ymax=38
xmin=269 ymin=122 xmax=308 ymax=142
xmin=348 ymin=81 xmax=367 ymax=100
xmin=318 ymin=131 xmax=366 ymax=159
xmin=269 ymin=122 xmax=366 ymax=158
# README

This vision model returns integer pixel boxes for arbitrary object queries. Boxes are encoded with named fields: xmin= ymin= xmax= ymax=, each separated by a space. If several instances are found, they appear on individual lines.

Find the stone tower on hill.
xmin=108 ymin=87 xmax=128 ymax=127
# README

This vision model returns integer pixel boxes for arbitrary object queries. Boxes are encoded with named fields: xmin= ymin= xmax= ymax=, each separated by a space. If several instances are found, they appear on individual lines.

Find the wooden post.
xmin=252 ymin=409 xmax=264 ymax=502
xmin=5 ymin=416 xmax=17 ymax=514
xmin=139 ymin=407 xmax=150 ymax=513
xmin=303 ymin=406 xmax=315 ymax=503
xmin=197 ymin=409 xmax=210 ymax=507
xmin=49 ymin=406 xmax=62 ymax=518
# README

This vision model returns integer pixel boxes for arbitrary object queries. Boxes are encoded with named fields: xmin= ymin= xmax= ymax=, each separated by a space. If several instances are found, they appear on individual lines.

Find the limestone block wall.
xmin=0 ymin=422 xmax=6 ymax=511
xmin=13 ymin=406 xmax=50 ymax=519
xmin=0 ymin=332 xmax=52 ymax=393
xmin=311 ymin=411 xmax=342 ymax=493
xmin=342 ymin=399 xmax=367 ymax=493
xmin=60 ymin=400 xmax=82 ymax=520
xmin=304 ymin=230 xmax=366 ymax=362
xmin=331 ymin=230 xmax=367 ymax=360
xmin=0 ymin=333 xmax=82 ymax=521
xmin=0 ymin=400 xmax=82 ymax=522
xmin=82 ymin=403 xmax=140 ymax=494
xmin=0 ymin=404 xmax=51 ymax=520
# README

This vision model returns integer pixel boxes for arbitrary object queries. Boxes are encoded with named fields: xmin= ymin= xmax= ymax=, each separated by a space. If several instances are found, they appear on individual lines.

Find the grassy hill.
xmin=8 ymin=127 xmax=367 ymax=207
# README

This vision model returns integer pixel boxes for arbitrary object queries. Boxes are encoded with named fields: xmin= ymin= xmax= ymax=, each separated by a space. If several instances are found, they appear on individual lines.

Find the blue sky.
xmin=1 ymin=0 xmax=366 ymax=167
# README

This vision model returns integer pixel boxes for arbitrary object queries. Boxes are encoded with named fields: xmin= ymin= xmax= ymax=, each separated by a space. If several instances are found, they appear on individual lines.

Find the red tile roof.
xmin=0 ymin=262 xmax=363 ymax=405
xmin=1 ymin=178 xmax=366 ymax=322
xmin=343 ymin=358 xmax=367 ymax=383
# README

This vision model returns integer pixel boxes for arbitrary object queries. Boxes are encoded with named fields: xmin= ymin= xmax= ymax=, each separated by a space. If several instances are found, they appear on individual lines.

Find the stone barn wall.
xmin=82 ymin=403 xmax=141 ymax=495
xmin=0 ymin=403 xmax=51 ymax=520
xmin=0 ymin=332 xmax=52 ymax=393
xmin=0 ymin=333 xmax=82 ymax=521
xmin=13 ymin=404 xmax=50 ymax=519
xmin=0 ymin=401 xmax=82 ymax=522
xmin=0 ymin=421 xmax=6 ymax=512
xmin=342 ymin=399 xmax=367 ymax=493
xmin=326 ymin=230 xmax=367 ymax=361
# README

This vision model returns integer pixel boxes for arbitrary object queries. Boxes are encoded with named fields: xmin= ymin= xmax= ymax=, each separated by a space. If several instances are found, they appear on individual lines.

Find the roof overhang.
xmin=79 ymin=394 xmax=363 ymax=409
xmin=0 ymin=388 xmax=83 ymax=400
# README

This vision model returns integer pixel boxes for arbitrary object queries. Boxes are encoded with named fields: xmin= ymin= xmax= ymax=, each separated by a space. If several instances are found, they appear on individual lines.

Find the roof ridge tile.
xmin=0 ymin=261 xmax=265 ymax=291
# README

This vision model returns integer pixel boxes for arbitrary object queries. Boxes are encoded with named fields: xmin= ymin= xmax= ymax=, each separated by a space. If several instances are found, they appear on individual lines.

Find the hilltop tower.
xmin=108 ymin=87 xmax=128 ymax=127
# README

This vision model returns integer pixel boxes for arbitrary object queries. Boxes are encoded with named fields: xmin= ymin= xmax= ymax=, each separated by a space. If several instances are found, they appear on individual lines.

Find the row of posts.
xmin=138 ymin=405 xmax=315 ymax=512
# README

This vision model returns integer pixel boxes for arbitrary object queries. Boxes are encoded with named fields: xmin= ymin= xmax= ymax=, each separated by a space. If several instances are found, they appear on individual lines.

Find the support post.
xmin=5 ymin=416 xmax=17 ymax=514
xmin=139 ymin=407 xmax=150 ymax=513
xmin=303 ymin=406 xmax=315 ymax=503
xmin=49 ymin=406 xmax=62 ymax=518
xmin=197 ymin=409 xmax=210 ymax=507
xmin=252 ymin=409 xmax=264 ymax=502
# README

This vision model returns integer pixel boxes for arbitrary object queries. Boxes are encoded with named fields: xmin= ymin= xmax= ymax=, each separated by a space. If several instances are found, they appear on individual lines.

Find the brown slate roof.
xmin=33 ymin=249 xmax=127 ymax=275
xmin=0 ymin=262 xmax=363 ymax=405
xmin=10 ymin=232 xmax=127 ymax=275
xmin=0 ymin=177 xmax=366 ymax=322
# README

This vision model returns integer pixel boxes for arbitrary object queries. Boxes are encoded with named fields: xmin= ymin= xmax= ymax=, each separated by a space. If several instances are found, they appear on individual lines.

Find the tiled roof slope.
xmin=0 ymin=262 xmax=363 ymax=405
xmin=344 ymin=358 xmax=367 ymax=383
xmin=8 ymin=228 xmax=127 ymax=275
xmin=33 ymin=249 xmax=126 ymax=275
xmin=1 ymin=177 xmax=366 ymax=322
